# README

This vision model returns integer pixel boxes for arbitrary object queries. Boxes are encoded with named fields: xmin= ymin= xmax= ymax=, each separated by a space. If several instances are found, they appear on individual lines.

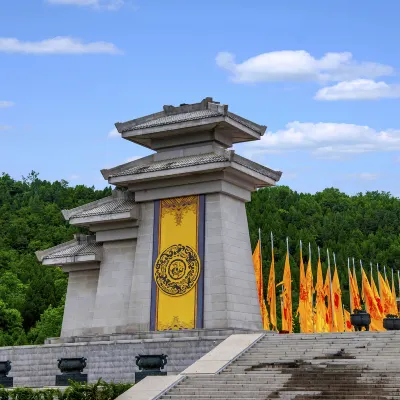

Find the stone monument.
xmin=36 ymin=97 xmax=282 ymax=338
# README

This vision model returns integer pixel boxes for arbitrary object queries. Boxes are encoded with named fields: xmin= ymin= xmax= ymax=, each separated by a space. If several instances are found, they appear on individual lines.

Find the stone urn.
xmin=0 ymin=361 xmax=11 ymax=377
xmin=383 ymin=315 xmax=400 ymax=330
xmin=135 ymin=354 xmax=168 ymax=383
xmin=56 ymin=357 xmax=87 ymax=386
xmin=350 ymin=309 xmax=371 ymax=331
xmin=0 ymin=361 xmax=13 ymax=387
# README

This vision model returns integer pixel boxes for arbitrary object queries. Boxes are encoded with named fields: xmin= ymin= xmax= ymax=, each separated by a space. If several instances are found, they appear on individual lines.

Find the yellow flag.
xmin=352 ymin=265 xmax=361 ymax=309
xmin=343 ymin=309 xmax=353 ymax=332
xmin=305 ymin=252 xmax=314 ymax=332
xmin=379 ymin=272 xmax=394 ymax=315
xmin=361 ymin=268 xmax=384 ymax=331
xmin=252 ymin=240 xmax=270 ymax=330
xmin=297 ymin=245 xmax=309 ymax=333
xmin=332 ymin=266 xmax=344 ymax=332
xmin=349 ymin=272 xmax=361 ymax=311
xmin=267 ymin=247 xmax=277 ymax=330
xmin=371 ymin=273 xmax=384 ymax=316
xmin=279 ymin=250 xmax=293 ymax=333
xmin=314 ymin=254 xmax=328 ymax=332
xmin=324 ymin=266 xmax=334 ymax=332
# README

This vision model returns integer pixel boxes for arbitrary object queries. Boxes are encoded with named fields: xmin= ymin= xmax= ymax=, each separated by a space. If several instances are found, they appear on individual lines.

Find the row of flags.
xmin=252 ymin=231 xmax=399 ymax=333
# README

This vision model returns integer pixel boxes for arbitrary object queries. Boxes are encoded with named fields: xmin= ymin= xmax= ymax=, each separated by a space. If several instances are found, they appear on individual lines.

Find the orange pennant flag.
xmin=370 ymin=272 xmax=384 ymax=315
xmin=332 ymin=265 xmax=344 ymax=332
xmin=349 ymin=272 xmax=361 ymax=311
xmin=379 ymin=271 xmax=394 ymax=316
xmin=352 ymin=260 xmax=361 ymax=310
xmin=252 ymin=240 xmax=270 ymax=330
xmin=343 ymin=308 xmax=353 ymax=332
xmin=305 ymin=248 xmax=314 ymax=332
xmin=279 ymin=248 xmax=293 ymax=333
xmin=297 ymin=244 xmax=309 ymax=333
xmin=361 ymin=267 xmax=384 ymax=331
xmin=314 ymin=252 xmax=328 ymax=332
xmin=324 ymin=266 xmax=334 ymax=332
xmin=267 ymin=245 xmax=277 ymax=330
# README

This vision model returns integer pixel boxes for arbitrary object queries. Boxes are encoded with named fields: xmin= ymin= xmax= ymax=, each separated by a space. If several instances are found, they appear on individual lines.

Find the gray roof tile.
xmin=43 ymin=240 xmax=101 ymax=260
xmin=123 ymin=110 xmax=223 ymax=132
xmin=233 ymin=154 xmax=282 ymax=181
xmin=72 ymin=198 xmax=136 ymax=219
xmin=109 ymin=153 xmax=229 ymax=178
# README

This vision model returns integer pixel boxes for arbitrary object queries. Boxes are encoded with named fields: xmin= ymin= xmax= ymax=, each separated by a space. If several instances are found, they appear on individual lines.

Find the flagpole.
xmin=348 ymin=258 xmax=353 ymax=314
xmin=360 ymin=260 xmax=365 ymax=311
xmin=392 ymin=268 xmax=396 ymax=296
xmin=398 ymin=270 xmax=400 ymax=299
xmin=370 ymin=262 xmax=373 ymax=290
xmin=271 ymin=232 xmax=274 ymax=254
xmin=327 ymin=249 xmax=335 ymax=330
xmin=352 ymin=257 xmax=356 ymax=285
xmin=384 ymin=265 xmax=388 ymax=281
xmin=377 ymin=264 xmax=381 ymax=298
xmin=308 ymin=242 xmax=314 ymax=333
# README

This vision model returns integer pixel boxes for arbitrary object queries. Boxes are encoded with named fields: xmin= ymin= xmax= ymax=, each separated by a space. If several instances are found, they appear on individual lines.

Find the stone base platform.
xmin=0 ymin=329 xmax=259 ymax=388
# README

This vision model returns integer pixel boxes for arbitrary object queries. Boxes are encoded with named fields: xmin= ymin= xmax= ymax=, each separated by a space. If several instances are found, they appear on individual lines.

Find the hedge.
xmin=0 ymin=380 xmax=133 ymax=400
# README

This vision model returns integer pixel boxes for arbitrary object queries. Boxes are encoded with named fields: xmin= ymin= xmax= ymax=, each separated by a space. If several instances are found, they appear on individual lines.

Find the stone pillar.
xmin=61 ymin=267 xmax=99 ymax=337
xmin=91 ymin=240 xmax=136 ymax=333
xmin=127 ymin=201 xmax=154 ymax=331
xmin=204 ymin=193 xmax=262 ymax=330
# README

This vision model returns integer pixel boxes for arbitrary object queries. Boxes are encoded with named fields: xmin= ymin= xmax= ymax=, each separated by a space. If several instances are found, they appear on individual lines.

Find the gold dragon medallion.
xmin=154 ymin=244 xmax=200 ymax=296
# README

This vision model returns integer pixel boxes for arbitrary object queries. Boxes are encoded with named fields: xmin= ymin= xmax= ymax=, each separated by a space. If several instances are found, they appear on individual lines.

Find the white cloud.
xmin=69 ymin=174 xmax=80 ymax=181
xmin=346 ymin=173 xmax=378 ymax=181
xmin=316 ymin=79 xmax=400 ymax=101
xmin=216 ymin=50 xmax=393 ymax=83
xmin=46 ymin=0 xmax=124 ymax=11
xmin=0 ymin=101 xmax=15 ymax=108
xmin=0 ymin=125 xmax=12 ymax=131
xmin=108 ymin=128 xmax=120 ymax=138
xmin=0 ymin=37 xmax=122 ymax=55
xmin=247 ymin=121 xmax=400 ymax=159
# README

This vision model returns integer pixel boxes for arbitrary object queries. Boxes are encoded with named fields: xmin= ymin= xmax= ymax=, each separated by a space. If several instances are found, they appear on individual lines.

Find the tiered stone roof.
xmin=106 ymin=151 xmax=282 ymax=183
xmin=62 ymin=190 xmax=138 ymax=226
xmin=115 ymin=97 xmax=267 ymax=149
xmin=36 ymin=234 xmax=102 ymax=266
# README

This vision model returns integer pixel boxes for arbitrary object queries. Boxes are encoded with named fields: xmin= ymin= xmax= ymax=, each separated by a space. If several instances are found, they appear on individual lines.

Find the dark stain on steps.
xmin=264 ymin=355 xmax=390 ymax=400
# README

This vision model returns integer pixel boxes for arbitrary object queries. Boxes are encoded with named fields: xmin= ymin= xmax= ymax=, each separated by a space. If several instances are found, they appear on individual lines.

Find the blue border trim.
xmin=150 ymin=200 xmax=160 ymax=331
xmin=196 ymin=195 xmax=205 ymax=328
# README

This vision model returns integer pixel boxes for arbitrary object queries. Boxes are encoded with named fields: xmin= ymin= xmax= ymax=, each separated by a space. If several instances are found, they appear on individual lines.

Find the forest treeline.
xmin=0 ymin=172 xmax=111 ymax=345
xmin=0 ymin=171 xmax=399 ymax=342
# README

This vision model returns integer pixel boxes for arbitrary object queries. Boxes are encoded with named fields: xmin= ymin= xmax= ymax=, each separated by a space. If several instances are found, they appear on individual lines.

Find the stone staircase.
xmin=160 ymin=331 xmax=400 ymax=399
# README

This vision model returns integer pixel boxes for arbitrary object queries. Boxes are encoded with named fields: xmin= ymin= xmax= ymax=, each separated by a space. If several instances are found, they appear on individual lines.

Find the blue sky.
xmin=1 ymin=0 xmax=399 ymax=196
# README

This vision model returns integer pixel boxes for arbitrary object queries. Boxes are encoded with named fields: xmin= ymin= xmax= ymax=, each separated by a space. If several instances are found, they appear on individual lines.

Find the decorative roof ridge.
xmin=62 ymin=190 xmax=133 ymax=220
xmin=108 ymin=150 xmax=233 ymax=179
xmin=35 ymin=234 xmax=97 ymax=262
xmin=115 ymin=97 xmax=227 ymax=134
xmin=227 ymin=112 xmax=267 ymax=135
xmin=101 ymin=154 xmax=154 ymax=180
xmin=233 ymin=154 xmax=282 ymax=182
